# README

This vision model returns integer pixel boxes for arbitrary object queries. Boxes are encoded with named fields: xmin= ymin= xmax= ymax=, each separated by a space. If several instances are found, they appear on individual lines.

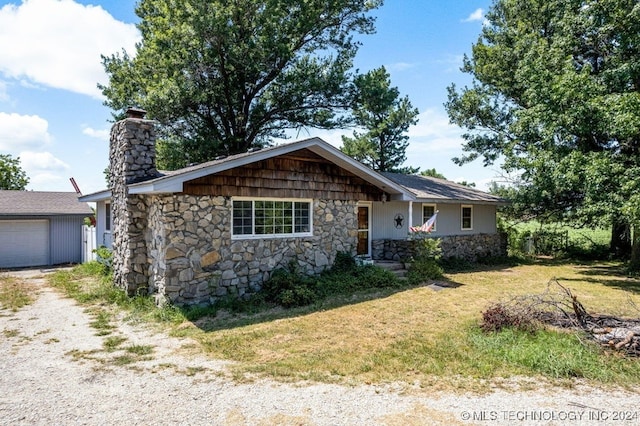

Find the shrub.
xmin=261 ymin=254 xmax=401 ymax=308
xmin=353 ymin=265 xmax=400 ymax=289
xmin=279 ymin=286 xmax=317 ymax=308
xmin=93 ymin=245 xmax=113 ymax=275
xmin=413 ymin=237 xmax=442 ymax=260
xmin=407 ymin=238 xmax=443 ymax=285
xmin=331 ymin=251 xmax=357 ymax=273
xmin=406 ymin=259 xmax=443 ymax=285
xmin=261 ymin=260 xmax=318 ymax=308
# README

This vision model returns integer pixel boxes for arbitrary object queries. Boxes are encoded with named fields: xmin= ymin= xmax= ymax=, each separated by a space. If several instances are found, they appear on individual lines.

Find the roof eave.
xmin=127 ymin=137 xmax=415 ymax=199
xmin=414 ymin=198 xmax=509 ymax=205
xmin=78 ymin=189 xmax=112 ymax=202
xmin=304 ymin=142 xmax=413 ymax=200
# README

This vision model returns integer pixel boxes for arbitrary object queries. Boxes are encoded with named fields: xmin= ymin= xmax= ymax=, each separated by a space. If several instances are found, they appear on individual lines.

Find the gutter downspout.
xmin=408 ymin=201 xmax=413 ymax=238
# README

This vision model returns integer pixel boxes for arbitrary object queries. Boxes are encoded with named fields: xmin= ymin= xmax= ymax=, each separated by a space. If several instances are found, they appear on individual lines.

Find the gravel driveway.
xmin=1 ymin=269 xmax=639 ymax=425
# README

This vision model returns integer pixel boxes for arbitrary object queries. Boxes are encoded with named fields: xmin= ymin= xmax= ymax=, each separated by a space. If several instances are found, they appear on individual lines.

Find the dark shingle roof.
xmin=0 ymin=190 xmax=93 ymax=216
xmin=381 ymin=172 xmax=507 ymax=204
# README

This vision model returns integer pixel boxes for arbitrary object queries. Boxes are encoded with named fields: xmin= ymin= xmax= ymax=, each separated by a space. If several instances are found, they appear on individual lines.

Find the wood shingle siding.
xmin=183 ymin=149 xmax=382 ymax=201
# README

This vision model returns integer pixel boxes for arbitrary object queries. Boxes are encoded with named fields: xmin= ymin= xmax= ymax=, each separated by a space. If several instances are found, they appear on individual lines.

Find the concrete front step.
xmin=374 ymin=260 xmax=408 ymax=278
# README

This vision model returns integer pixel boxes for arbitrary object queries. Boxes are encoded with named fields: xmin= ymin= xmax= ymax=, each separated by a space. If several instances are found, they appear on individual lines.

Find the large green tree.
xmin=445 ymin=0 xmax=640 ymax=266
xmin=0 ymin=154 xmax=29 ymax=190
xmin=101 ymin=0 xmax=382 ymax=166
xmin=341 ymin=66 xmax=419 ymax=172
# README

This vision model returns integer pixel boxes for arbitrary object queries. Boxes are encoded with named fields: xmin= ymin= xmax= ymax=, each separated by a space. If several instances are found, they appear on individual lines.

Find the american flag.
xmin=410 ymin=210 xmax=438 ymax=233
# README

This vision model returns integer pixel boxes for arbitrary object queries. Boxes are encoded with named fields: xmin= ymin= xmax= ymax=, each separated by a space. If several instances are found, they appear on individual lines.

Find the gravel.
xmin=1 ymin=268 xmax=639 ymax=425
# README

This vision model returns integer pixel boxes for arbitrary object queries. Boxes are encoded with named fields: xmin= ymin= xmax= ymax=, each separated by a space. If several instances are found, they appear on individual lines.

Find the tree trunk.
xmin=611 ymin=218 xmax=631 ymax=259
xmin=630 ymin=225 xmax=640 ymax=273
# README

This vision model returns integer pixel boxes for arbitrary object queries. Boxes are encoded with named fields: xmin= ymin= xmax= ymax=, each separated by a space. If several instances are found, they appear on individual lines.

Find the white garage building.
xmin=0 ymin=191 xmax=93 ymax=269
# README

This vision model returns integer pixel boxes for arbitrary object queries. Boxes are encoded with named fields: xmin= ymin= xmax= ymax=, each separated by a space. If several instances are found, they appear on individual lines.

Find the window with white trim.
xmin=422 ymin=203 xmax=437 ymax=232
xmin=232 ymin=199 xmax=312 ymax=237
xmin=461 ymin=205 xmax=473 ymax=230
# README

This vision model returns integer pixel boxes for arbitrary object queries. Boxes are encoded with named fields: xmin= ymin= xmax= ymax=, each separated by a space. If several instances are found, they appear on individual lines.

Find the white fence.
xmin=82 ymin=225 xmax=97 ymax=263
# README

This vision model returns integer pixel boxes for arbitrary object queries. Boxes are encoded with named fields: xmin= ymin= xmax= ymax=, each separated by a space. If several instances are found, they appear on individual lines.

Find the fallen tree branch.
xmin=482 ymin=279 xmax=640 ymax=357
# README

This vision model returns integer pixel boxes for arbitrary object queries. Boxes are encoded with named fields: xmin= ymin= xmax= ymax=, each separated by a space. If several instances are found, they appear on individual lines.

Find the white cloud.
xmin=403 ymin=108 xmax=470 ymax=177
xmin=18 ymin=151 xmax=71 ymax=191
xmin=27 ymin=172 xmax=68 ymax=189
xmin=279 ymin=109 xmax=466 ymax=162
xmin=276 ymin=109 xmax=498 ymax=190
xmin=462 ymin=8 xmax=484 ymax=23
xmin=387 ymin=62 xmax=415 ymax=72
xmin=0 ymin=0 xmax=140 ymax=99
xmin=19 ymin=151 xmax=70 ymax=172
xmin=0 ymin=112 xmax=52 ymax=151
xmin=275 ymin=128 xmax=348 ymax=149
xmin=82 ymin=126 xmax=110 ymax=141
xmin=407 ymin=108 xmax=465 ymax=152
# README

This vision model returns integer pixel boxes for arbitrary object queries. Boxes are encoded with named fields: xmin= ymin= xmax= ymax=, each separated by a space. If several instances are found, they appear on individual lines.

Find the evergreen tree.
xmin=341 ymin=66 xmax=419 ymax=173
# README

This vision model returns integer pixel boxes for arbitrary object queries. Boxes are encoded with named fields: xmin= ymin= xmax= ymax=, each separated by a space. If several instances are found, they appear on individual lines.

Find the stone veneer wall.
xmin=145 ymin=195 xmax=358 ymax=306
xmin=372 ymin=233 xmax=507 ymax=262
xmin=108 ymin=113 xmax=359 ymax=306
xmin=109 ymin=117 xmax=157 ymax=295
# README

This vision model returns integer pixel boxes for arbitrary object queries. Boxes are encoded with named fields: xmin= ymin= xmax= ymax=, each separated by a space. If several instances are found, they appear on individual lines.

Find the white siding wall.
xmin=96 ymin=200 xmax=113 ymax=248
xmin=371 ymin=201 xmax=412 ymax=240
xmin=371 ymin=201 xmax=497 ymax=240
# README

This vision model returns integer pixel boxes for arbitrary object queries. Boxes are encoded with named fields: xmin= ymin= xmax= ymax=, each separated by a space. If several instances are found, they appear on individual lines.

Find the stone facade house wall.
xmin=144 ymin=194 xmax=356 ymax=305
xmin=107 ymin=112 xmax=365 ymax=305
xmin=82 ymin=110 xmax=507 ymax=306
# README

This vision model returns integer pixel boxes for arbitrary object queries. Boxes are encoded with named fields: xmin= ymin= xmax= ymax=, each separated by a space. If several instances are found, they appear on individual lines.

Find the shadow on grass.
xmin=181 ymin=276 xmax=466 ymax=333
xmin=438 ymin=255 xmax=533 ymax=273
xmin=559 ymin=263 xmax=640 ymax=294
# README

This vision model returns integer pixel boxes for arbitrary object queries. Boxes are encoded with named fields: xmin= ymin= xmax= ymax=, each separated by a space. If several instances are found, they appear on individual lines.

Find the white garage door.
xmin=0 ymin=220 xmax=49 ymax=268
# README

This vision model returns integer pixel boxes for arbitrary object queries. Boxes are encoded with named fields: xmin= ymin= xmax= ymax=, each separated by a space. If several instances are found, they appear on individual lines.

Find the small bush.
xmin=93 ymin=246 xmax=113 ymax=274
xmin=406 ymin=259 xmax=443 ymax=285
xmin=438 ymin=256 xmax=474 ymax=272
xmin=407 ymin=238 xmax=443 ymax=285
xmin=353 ymin=265 xmax=400 ymax=289
xmin=413 ymin=237 xmax=442 ymax=260
xmin=331 ymin=251 xmax=357 ymax=273
xmin=279 ymin=286 xmax=317 ymax=308
xmin=261 ymin=261 xmax=319 ymax=308
xmin=214 ymin=292 xmax=266 ymax=315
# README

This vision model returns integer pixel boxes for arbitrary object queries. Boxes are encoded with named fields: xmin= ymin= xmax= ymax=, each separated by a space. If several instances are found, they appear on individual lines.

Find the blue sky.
xmin=0 ymin=0 xmax=496 ymax=195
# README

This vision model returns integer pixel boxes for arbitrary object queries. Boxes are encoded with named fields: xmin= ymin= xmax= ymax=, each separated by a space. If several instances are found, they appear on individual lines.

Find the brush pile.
xmin=481 ymin=279 xmax=640 ymax=357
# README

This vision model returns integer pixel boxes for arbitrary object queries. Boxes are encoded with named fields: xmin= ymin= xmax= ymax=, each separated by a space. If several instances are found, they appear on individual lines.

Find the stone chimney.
xmin=109 ymin=107 xmax=157 ymax=295
xmin=109 ymin=107 xmax=158 ymax=188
